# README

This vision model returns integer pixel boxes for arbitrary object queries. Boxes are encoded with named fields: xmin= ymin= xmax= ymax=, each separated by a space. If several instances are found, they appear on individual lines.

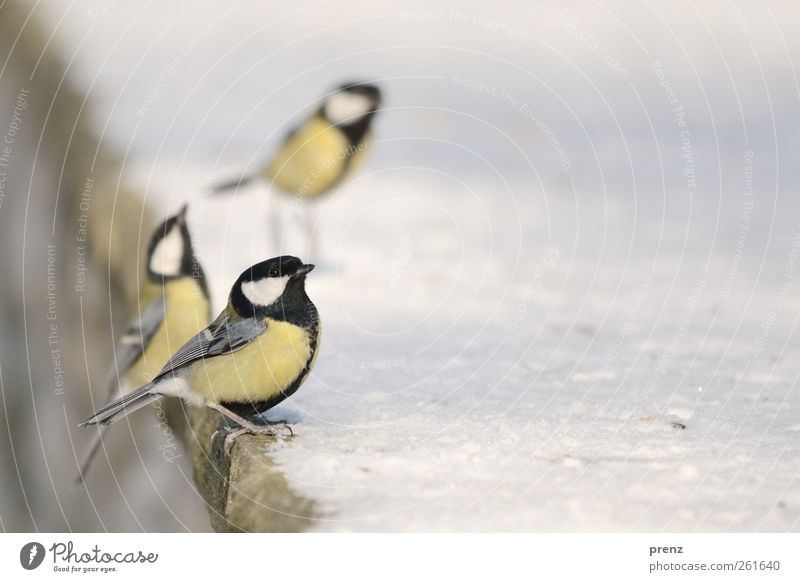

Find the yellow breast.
xmin=188 ymin=318 xmax=314 ymax=405
xmin=265 ymin=117 xmax=353 ymax=198
xmin=346 ymin=134 xmax=371 ymax=174
xmin=126 ymin=278 xmax=210 ymax=387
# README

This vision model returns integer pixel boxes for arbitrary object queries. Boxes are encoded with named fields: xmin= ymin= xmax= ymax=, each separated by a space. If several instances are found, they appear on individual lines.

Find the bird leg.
xmin=269 ymin=189 xmax=285 ymax=254
xmin=207 ymin=402 xmax=293 ymax=454
xmin=303 ymin=203 xmax=320 ymax=263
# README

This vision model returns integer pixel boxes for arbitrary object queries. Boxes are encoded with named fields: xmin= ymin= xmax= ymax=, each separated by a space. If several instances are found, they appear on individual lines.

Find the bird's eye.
xmin=269 ymin=268 xmax=279 ymax=277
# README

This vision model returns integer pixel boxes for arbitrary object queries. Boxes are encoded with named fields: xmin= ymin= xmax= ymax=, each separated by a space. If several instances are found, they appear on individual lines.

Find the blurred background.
xmin=1 ymin=0 xmax=799 ymax=531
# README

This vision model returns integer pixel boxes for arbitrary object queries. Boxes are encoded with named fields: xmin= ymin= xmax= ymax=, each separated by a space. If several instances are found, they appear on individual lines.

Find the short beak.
xmin=176 ymin=203 xmax=189 ymax=224
xmin=295 ymin=263 xmax=315 ymax=276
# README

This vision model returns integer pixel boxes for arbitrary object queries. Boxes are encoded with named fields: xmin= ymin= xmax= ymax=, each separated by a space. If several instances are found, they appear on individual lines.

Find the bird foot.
xmin=212 ymin=420 xmax=294 ymax=455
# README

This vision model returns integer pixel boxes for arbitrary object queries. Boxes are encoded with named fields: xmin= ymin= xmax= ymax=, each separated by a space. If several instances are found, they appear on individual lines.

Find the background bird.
xmin=213 ymin=81 xmax=382 ymax=259
xmin=80 ymin=256 xmax=320 ymax=451
xmin=77 ymin=204 xmax=211 ymax=482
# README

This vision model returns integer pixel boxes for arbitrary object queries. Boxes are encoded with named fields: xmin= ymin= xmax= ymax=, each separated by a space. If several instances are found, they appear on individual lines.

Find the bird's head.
xmin=322 ymin=81 xmax=381 ymax=127
xmin=230 ymin=256 xmax=315 ymax=317
xmin=147 ymin=204 xmax=199 ymax=281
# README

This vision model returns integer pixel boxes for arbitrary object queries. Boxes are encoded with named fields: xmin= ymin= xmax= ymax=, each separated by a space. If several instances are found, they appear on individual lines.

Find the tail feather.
xmin=75 ymin=427 xmax=107 ymax=485
xmin=79 ymin=383 xmax=160 ymax=427
xmin=212 ymin=173 xmax=257 ymax=194
xmin=75 ymin=371 xmax=130 ymax=484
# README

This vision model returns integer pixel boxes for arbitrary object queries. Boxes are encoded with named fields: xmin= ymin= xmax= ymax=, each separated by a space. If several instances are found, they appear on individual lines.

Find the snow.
xmin=257 ymin=191 xmax=800 ymax=531
xmin=33 ymin=0 xmax=800 ymax=530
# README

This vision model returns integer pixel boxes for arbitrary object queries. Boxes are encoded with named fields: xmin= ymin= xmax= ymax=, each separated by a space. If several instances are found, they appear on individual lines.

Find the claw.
xmin=268 ymin=420 xmax=294 ymax=437
xmin=210 ymin=426 xmax=233 ymax=451
xmin=212 ymin=421 xmax=294 ymax=455
xmin=223 ymin=427 xmax=248 ymax=455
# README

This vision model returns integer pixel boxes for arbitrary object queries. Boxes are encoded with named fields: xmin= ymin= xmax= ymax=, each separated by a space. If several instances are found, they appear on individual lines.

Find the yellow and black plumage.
xmin=213 ymin=82 xmax=382 ymax=199
xmin=79 ymin=256 xmax=320 ymax=450
xmin=77 ymin=204 xmax=211 ymax=481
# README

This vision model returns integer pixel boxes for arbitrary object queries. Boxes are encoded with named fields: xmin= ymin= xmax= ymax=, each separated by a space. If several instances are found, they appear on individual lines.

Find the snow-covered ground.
xmin=33 ymin=0 xmax=800 ymax=530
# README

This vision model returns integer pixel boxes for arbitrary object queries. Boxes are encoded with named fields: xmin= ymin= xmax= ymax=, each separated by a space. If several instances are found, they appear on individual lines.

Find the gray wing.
xmin=105 ymin=298 xmax=166 ymax=394
xmin=152 ymin=313 xmax=266 ymax=380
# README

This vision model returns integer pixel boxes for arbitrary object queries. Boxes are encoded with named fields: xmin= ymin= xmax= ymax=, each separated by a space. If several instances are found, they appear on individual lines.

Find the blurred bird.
xmin=213 ymin=82 xmax=382 ymax=257
xmin=79 ymin=256 xmax=320 ymax=452
xmin=76 ymin=204 xmax=211 ymax=482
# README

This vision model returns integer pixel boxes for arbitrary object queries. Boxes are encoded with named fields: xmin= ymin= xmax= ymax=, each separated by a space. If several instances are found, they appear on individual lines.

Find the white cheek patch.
xmin=242 ymin=275 xmax=289 ymax=307
xmin=325 ymin=91 xmax=373 ymax=125
xmin=149 ymin=227 xmax=184 ymax=276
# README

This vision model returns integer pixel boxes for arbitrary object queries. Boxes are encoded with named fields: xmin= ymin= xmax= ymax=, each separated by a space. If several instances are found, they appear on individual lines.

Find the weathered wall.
xmin=0 ymin=1 xmax=211 ymax=531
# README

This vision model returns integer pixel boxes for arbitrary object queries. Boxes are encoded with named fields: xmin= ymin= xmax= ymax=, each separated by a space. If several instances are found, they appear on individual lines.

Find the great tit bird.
xmin=76 ymin=204 xmax=211 ymax=482
xmin=79 ymin=256 xmax=319 ymax=451
xmin=213 ymin=82 xmax=381 ymax=256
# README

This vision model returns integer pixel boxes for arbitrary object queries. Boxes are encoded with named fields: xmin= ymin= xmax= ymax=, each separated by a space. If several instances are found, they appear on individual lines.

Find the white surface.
xmin=31 ymin=0 xmax=800 ymax=530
